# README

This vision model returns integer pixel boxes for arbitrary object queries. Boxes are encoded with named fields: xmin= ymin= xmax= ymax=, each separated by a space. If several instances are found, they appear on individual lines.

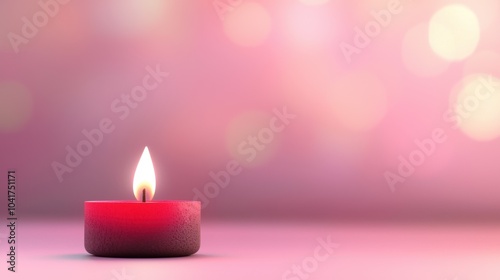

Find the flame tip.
xmin=133 ymin=146 xmax=156 ymax=202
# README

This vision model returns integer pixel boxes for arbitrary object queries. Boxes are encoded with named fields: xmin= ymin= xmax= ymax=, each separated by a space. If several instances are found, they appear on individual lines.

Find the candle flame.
xmin=133 ymin=146 xmax=156 ymax=202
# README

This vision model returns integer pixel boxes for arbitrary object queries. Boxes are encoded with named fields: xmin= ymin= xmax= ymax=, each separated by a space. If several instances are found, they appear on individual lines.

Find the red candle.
xmin=84 ymin=147 xmax=200 ymax=257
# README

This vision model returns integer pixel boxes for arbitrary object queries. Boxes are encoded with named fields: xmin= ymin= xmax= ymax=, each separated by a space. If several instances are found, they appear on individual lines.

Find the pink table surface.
xmin=1 ymin=219 xmax=500 ymax=280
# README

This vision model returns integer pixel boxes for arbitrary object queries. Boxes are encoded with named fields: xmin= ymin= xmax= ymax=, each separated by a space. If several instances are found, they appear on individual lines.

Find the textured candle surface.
xmin=85 ymin=201 xmax=200 ymax=257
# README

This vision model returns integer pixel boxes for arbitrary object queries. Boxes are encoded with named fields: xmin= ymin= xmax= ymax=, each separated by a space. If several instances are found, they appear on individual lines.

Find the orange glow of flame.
xmin=133 ymin=146 xmax=156 ymax=202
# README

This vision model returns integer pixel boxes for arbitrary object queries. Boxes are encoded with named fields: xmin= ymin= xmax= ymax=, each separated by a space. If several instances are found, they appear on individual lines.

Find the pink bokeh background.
xmin=1 ymin=0 xmax=500 ymax=221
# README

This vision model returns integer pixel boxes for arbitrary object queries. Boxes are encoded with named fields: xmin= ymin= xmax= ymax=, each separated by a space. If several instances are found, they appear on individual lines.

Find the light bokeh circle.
xmin=283 ymin=4 xmax=334 ymax=50
xmin=429 ymin=4 xmax=480 ymax=61
xmin=92 ymin=0 xmax=170 ymax=36
xmin=223 ymin=1 xmax=272 ymax=47
xmin=451 ymin=74 xmax=500 ymax=141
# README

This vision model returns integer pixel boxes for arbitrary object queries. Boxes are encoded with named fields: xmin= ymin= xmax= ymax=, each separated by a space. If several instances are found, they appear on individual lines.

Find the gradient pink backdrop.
xmin=1 ymin=0 xmax=500 ymax=222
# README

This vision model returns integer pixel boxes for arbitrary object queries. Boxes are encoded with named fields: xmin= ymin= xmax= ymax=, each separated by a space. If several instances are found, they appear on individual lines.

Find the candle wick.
xmin=142 ymin=189 xmax=146 ymax=203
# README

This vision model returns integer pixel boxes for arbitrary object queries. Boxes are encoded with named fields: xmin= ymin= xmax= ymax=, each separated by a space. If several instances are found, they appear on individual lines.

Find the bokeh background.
xmin=2 ymin=0 xmax=500 ymax=221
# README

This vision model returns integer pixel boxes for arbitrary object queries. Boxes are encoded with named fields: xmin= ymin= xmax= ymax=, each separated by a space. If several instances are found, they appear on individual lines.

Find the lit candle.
xmin=84 ymin=147 xmax=200 ymax=257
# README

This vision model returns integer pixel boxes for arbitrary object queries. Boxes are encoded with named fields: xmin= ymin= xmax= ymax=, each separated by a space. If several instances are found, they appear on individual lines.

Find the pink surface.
xmin=2 ymin=220 xmax=500 ymax=279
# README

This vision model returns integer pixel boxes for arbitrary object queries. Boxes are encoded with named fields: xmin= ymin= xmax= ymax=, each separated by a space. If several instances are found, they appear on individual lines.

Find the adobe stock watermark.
xmin=385 ymin=75 xmax=499 ymax=192
xmin=282 ymin=235 xmax=339 ymax=280
xmin=212 ymin=0 xmax=244 ymax=21
xmin=193 ymin=106 xmax=296 ymax=209
xmin=7 ymin=0 xmax=72 ymax=53
xmin=51 ymin=64 xmax=169 ymax=183
xmin=111 ymin=268 xmax=135 ymax=280
xmin=339 ymin=0 xmax=407 ymax=64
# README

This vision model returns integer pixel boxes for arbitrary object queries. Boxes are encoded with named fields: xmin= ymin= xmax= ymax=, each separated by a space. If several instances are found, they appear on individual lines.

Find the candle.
xmin=84 ymin=147 xmax=200 ymax=257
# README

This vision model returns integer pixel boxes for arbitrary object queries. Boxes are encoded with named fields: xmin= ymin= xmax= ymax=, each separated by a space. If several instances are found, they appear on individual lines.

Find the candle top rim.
xmin=85 ymin=200 xmax=199 ymax=204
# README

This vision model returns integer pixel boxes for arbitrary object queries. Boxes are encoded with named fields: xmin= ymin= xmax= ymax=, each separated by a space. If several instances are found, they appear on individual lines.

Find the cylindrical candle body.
xmin=85 ymin=201 xmax=200 ymax=257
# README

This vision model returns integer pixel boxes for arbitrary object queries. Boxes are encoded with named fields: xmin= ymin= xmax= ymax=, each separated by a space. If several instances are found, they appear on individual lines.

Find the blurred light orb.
xmin=402 ymin=23 xmax=449 ymax=77
xmin=330 ymin=72 xmax=388 ymax=132
xmin=298 ymin=0 xmax=330 ymax=5
xmin=225 ymin=111 xmax=278 ymax=167
xmin=0 ymin=81 xmax=33 ymax=132
xmin=94 ymin=0 xmax=168 ymax=36
xmin=223 ymin=1 xmax=272 ymax=47
xmin=463 ymin=50 xmax=500 ymax=78
xmin=429 ymin=4 xmax=480 ymax=61
xmin=283 ymin=5 xmax=334 ymax=49
xmin=453 ymin=74 xmax=500 ymax=141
